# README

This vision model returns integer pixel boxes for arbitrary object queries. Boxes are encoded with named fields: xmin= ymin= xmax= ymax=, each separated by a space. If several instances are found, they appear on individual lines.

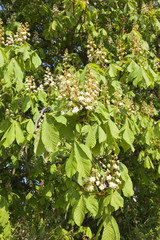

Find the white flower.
xmin=115 ymin=179 xmax=121 ymax=184
xmin=78 ymin=96 xmax=85 ymax=101
xmin=85 ymin=97 xmax=92 ymax=103
xmin=96 ymin=180 xmax=100 ymax=186
xmin=72 ymin=106 xmax=79 ymax=113
xmin=61 ymin=111 xmax=65 ymax=115
xmin=119 ymin=102 xmax=124 ymax=106
xmin=115 ymin=171 xmax=121 ymax=178
xmin=89 ymin=176 xmax=96 ymax=183
xmin=87 ymin=185 xmax=94 ymax=192
xmin=99 ymin=183 xmax=106 ymax=191
xmin=109 ymin=182 xmax=118 ymax=189
xmin=113 ymin=164 xmax=119 ymax=170
xmin=85 ymin=92 xmax=90 ymax=96
xmin=105 ymin=169 xmax=110 ymax=174
xmin=106 ymin=175 xmax=112 ymax=181
xmin=86 ymin=105 xmax=93 ymax=111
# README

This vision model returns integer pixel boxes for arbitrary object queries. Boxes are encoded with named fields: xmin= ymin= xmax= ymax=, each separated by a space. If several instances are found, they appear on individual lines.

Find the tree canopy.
xmin=0 ymin=0 xmax=160 ymax=239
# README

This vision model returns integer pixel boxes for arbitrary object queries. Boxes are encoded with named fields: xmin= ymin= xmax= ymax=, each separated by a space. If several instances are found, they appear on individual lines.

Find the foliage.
xmin=0 ymin=0 xmax=160 ymax=239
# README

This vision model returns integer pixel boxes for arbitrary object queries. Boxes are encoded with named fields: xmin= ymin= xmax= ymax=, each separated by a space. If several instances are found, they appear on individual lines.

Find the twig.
xmin=35 ymin=106 xmax=52 ymax=133
xmin=72 ymin=178 xmax=84 ymax=191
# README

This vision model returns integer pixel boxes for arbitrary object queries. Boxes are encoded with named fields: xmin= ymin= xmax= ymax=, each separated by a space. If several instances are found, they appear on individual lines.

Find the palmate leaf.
xmin=102 ymin=215 xmax=120 ymax=240
xmin=41 ymin=114 xmax=59 ymax=152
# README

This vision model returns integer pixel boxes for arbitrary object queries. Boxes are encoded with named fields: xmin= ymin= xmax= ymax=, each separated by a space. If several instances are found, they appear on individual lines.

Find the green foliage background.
xmin=0 ymin=0 xmax=160 ymax=239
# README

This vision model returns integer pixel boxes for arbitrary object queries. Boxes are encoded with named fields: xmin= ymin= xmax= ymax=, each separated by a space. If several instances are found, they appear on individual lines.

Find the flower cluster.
xmin=117 ymin=39 xmax=127 ymax=60
xmin=5 ymin=22 xmax=30 ymax=46
xmin=87 ymin=36 xmax=108 ymax=67
xmin=25 ymin=76 xmax=37 ymax=92
xmin=141 ymin=2 xmax=153 ymax=14
xmin=57 ymin=66 xmax=100 ymax=114
xmin=7 ymin=13 xmax=17 ymax=24
xmin=14 ymin=22 xmax=30 ymax=45
xmin=84 ymin=155 xmax=122 ymax=192
xmin=0 ymin=18 xmax=4 ymax=46
xmin=130 ymin=25 xmax=145 ymax=57
xmin=32 ymin=31 xmax=40 ymax=46
xmin=5 ymin=33 xmax=14 ymax=46
xmin=44 ymin=67 xmax=56 ymax=88
xmin=5 ymin=104 xmax=14 ymax=119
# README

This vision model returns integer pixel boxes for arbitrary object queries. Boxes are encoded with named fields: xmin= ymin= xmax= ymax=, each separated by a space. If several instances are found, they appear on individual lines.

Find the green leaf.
xmin=102 ymin=215 xmax=120 ymax=240
xmin=32 ymin=52 xmax=41 ymax=68
xmin=14 ymin=60 xmax=24 ymax=91
xmin=0 ymin=196 xmax=9 ymax=227
xmin=109 ymin=64 xmax=121 ymax=77
xmin=26 ymin=119 xmax=35 ymax=135
xmin=0 ymin=48 xmax=5 ymax=67
xmin=144 ymin=156 xmax=154 ymax=169
xmin=52 ymin=20 xmax=57 ymax=30
xmin=65 ymin=149 xmax=77 ymax=178
xmin=123 ymin=126 xmax=134 ymax=147
xmin=22 ymin=95 xmax=31 ymax=112
xmin=86 ymin=227 xmax=92 ymax=238
xmin=41 ymin=114 xmax=59 ymax=152
xmin=53 ymin=115 xmax=67 ymax=125
xmin=119 ymin=163 xmax=134 ymax=197
xmin=15 ymin=122 xmax=25 ymax=145
xmin=34 ymin=126 xmax=45 ymax=156
xmin=108 ymin=119 xmax=119 ymax=139
xmin=127 ymin=60 xmax=139 ymax=72
xmin=38 ymin=90 xmax=47 ymax=105
xmin=86 ymin=124 xmax=97 ymax=148
xmin=142 ymin=68 xmax=151 ymax=87
xmin=73 ymin=195 xmax=86 ymax=226
xmin=75 ymin=142 xmax=92 ymax=178
xmin=110 ymin=191 xmax=124 ymax=211
xmin=98 ymin=126 xmax=106 ymax=143
xmin=2 ymin=122 xmax=15 ymax=147
xmin=84 ymin=195 xmax=98 ymax=217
